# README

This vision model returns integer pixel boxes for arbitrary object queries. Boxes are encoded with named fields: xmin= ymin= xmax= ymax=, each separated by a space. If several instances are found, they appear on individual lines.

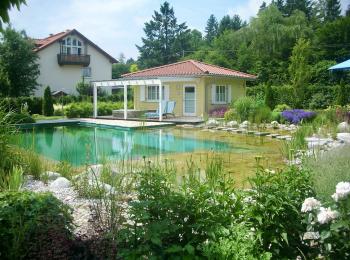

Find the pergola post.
xmin=123 ymin=84 xmax=128 ymax=120
xmin=93 ymin=83 xmax=98 ymax=118
xmin=158 ymin=81 xmax=162 ymax=121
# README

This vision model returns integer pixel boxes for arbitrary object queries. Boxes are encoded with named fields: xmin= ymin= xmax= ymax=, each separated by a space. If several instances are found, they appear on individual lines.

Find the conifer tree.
xmin=205 ymin=14 xmax=218 ymax=43
xmin=43 ymin=86 xmax=54 ymax=116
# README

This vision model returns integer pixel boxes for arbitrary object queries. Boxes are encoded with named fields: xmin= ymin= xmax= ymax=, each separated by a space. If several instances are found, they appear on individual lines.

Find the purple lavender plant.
xmin=281 ymin=109 xmax=316 ymax=124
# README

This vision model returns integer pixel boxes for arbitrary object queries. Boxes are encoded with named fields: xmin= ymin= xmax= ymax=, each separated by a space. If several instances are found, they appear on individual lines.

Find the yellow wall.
xmin=133 ymin=76 xmax=246 ymax=117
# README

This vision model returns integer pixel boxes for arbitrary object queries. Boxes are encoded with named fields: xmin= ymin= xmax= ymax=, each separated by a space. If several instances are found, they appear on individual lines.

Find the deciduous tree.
xmin=0 ymin=27 xmax=39 ymax=96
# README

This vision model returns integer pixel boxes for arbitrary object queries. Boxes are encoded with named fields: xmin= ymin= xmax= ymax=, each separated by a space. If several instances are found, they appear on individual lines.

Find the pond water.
xmin=13 ymin=125 xmax=284 ymax=186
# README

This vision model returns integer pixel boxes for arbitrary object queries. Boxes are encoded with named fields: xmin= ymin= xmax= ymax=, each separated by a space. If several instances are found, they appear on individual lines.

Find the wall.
xmin=133 ymin=76 xmax=246 ymax=117
xmin=204 ymin=77 xmax=246 ymax=115
xmin=34 ymin=37 xmax=113 ymax=96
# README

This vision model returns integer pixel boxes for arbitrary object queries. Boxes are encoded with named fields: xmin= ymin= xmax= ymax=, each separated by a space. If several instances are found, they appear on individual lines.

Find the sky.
xmin=9 ymin=0 xmax=349 ymax=60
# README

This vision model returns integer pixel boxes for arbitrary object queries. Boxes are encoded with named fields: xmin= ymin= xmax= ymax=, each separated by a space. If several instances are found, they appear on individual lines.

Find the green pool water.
xmin=13 ymin=125 xmax=257 ymax=166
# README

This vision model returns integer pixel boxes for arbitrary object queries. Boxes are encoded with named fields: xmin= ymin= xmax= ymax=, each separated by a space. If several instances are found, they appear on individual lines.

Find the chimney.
xmin=49 ymin=33 xmax=53 ymax=36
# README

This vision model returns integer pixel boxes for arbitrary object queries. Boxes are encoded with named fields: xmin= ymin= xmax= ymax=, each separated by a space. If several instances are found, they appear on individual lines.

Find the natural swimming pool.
xmin=13 ymin=124 xmax=284 ymax=186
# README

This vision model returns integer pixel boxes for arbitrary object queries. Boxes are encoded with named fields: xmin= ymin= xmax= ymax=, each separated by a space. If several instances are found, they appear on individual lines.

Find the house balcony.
xmin=57 ymin=54 xmax=90 ymax=66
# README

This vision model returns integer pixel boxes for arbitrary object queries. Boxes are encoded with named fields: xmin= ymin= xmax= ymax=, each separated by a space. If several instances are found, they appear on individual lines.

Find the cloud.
xmin=228 ymin=0 xmax=272 ymax=22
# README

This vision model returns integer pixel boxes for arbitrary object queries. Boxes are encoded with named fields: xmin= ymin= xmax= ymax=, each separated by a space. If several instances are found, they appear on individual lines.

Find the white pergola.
xmin=92 ymin=78 xmax=163 ymax=121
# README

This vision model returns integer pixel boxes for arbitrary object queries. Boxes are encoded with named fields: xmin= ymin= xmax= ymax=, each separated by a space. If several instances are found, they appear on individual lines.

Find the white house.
xmin=33 ymin=29 xmax=117 ymax=96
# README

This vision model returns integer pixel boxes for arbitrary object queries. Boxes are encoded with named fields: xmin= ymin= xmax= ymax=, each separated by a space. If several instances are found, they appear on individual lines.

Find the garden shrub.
xmin=273 ymin=103 xmax=291 ymax=112
xmin=43 ymin=86 xmax=54 ymax=116
xmin=224 ymin=109 xmax=236 ymax=122
xmin=252 ymin=105 xmax=271 ymax=124
xmin=301 ymin=181 xmax=350 ymax=259
xmin=6 ymin=112 xmax=35 ymax=124
xmin=202 ymin=223 xmax=272 ymax=260
xmin=244 ymin=166 xmax=315 ymax=258
xmin=0 ymin=192 xmax=73 ymax=259
xmin=264 ymin=84 xmax=275 ymax=109
xmin=281 ymin=109 xmax=316 ymax=124
xmin=336 ymin=80 xmax=350 ymax=106
xmin=233 ymin=96 xmax=256 ymax=121
xmin=64 ymin=102 xmax=128 ymax=118
xmin=117 ymin=159 xmax=244 ymax=259
xmin=309 ymin=93 xmax=331 ymax=110
xmin=0 ymin=97 xmax=43 ymax=115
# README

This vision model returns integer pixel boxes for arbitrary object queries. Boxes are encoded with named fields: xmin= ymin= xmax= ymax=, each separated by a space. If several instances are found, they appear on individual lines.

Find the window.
xmin=82 ymin=67 xmax=91 ymax=78
xmin=216 ymin=85 xmax=227 ymax=103
xmin=146 ymin=85 xmax=165 ymax=101
xmin=61 ymin=37 xmax=83 ymax=55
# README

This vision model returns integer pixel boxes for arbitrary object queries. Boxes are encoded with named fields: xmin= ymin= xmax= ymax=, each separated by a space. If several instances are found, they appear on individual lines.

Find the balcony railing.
xmin=57 ymin=54 xmax=90 ymax=66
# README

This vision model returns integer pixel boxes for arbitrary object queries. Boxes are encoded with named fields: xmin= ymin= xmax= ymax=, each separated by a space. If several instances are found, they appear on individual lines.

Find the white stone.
xmin=337 ymin=122 xmax=350 ymax=133
xmin=49 ymin=177 xmax=71 ymax=189
xmin=306 ymin=137 xmax=333 ymax=148
xmin=270 ymin=121 xmax=279 ymax=129
xmin=337 ymin=133 xmax=350 ymax=144
xmin=226 ymin=120 xmax=239 ymax=128
xmin=45 ymin=171 xmax=61 ymax=180
xmin=206 ymin=119 xmax=219 ymax=126
xmin=239 ymin=120 xmax=250 ymax=128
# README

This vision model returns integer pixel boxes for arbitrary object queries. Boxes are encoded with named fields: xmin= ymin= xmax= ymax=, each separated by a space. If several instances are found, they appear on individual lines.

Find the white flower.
xmin=301 ymin=197 xmax=321 ymax=213
xmin=264 ymin=169 xmax=276 ymax=174
xmin=243 ymin=196 xmax=256 ymax=204
xmin=317 ymin=207 xmax=339 ymax=224
xmin=331 ymin=182 xmax=350 ymax=202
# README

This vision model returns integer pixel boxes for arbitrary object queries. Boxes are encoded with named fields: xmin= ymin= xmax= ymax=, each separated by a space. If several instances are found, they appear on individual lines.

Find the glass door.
xmin=183 ymin=86 xmax=196 ymax=116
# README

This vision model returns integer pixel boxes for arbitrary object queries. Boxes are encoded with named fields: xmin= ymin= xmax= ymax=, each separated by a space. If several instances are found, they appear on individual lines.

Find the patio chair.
xmin=165 ymin=101 xmax=176 ymax=118
xmin=144 ymin=101 xmax=168 ymax=119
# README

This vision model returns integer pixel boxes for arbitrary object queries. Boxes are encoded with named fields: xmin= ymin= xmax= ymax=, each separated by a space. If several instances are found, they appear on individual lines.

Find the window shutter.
xmin=227 ymin=85 xmax=232 ymax=104
xmin=140 ymin=85 xmax=145 ymax=101
xmin=163 ymin=85 xmax=170 ymax=101
xmin=211 ymin=85 xmax=216 ymax=104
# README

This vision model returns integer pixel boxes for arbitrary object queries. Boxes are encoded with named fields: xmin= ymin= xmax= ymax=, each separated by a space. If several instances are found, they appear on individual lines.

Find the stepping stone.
xmin=216 ymin=127 xmax=225 ymax=130
xmin=266 ymin=134 xmax=280 ymax=138
xmin=277 ymin=135 xmax=292 ymax=140
xmin=254 ymin=132 xmax=270 ymax=136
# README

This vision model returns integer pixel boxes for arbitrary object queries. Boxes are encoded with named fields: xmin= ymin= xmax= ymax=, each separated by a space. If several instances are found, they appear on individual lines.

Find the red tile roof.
xmin=122 ymin=60 xmax=256 ymax=79
xmin=33 ymin=29 xmax=118 ymax=63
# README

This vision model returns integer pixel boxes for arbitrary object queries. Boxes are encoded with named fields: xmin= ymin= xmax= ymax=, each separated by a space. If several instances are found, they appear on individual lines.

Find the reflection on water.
xmin=14 ymin=126 xmax=253 ymax=166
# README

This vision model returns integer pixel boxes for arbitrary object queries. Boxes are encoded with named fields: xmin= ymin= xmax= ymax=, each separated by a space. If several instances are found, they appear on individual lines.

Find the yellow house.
xmin=93 ymin=60 xmax=256 ymax=121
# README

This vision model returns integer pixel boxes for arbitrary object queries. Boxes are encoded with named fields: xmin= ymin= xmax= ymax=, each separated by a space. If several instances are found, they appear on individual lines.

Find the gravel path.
xmin=22 ymin=177 xmax=96 ymax=238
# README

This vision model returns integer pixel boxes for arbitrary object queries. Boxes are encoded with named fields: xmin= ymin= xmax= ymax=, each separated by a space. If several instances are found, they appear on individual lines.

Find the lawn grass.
xmin=32 ymin=114 xmax=65 ymax=121
xmin=304 ymin=145 xmax=350 ymax=200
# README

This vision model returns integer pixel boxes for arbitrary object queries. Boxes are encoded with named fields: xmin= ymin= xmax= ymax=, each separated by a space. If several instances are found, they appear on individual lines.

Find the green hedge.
xmin=246 ymin=84 xmax=349 ymax=109
xmin=0 ymin=192 xmax=73 ymax=259
xmin=64 ymin=101 xmax=133 ymax=118
xmin=0 ymin=97 xmax=43 ymax=115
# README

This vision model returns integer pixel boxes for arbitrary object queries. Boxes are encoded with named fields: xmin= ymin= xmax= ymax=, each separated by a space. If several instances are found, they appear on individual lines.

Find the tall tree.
xmin=346 ymin=5 xmax=350 ymax=16
xmin=259 ymin=2 xmax=267 ymax=13
xmin=218 ymin=14 xmax=243 ymax=35
xmin=284 ymin=0 xmax=313 ymax=18
xmin=0 ymin=0 xmax=26 ymax=29
xmin=137 ymin=1 xmax=190 ymax=68
xmin=288 ymin=38 xmax=311 ymax=107
xmin=205 ymin=14 xmax=218 ymax=43
xmin=0 ymin=27 xmax=39 ymax=96
xmin=325 ymin=0 xmax=341 ymax=21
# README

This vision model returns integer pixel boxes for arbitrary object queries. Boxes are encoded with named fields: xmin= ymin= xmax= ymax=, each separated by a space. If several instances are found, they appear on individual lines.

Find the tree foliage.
xmin=0 ymin=0 xmax=26 ymax=29
xmin=137 ymin=1 xmax=190 ymax=68
xmin=288 ymin=38 xmax=312 ymax=107
xmin=0 ymin=27 xmax=39 ymax=97
xmin=42 ymin=86 xmax=54 ymax=116
xmin=205 ymin=15 xmax=218 ymax=43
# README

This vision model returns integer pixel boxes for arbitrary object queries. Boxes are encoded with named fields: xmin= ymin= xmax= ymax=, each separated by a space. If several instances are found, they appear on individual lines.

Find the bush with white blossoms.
xmin=301 ymin=181 xmax=350 ymax=259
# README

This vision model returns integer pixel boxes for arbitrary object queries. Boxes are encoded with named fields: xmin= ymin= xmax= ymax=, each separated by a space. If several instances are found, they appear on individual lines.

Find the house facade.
xmin=33 ymin=29 xmax=117 ymax=96
xmin=121 ymin=60 xmax=256 ymax=118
